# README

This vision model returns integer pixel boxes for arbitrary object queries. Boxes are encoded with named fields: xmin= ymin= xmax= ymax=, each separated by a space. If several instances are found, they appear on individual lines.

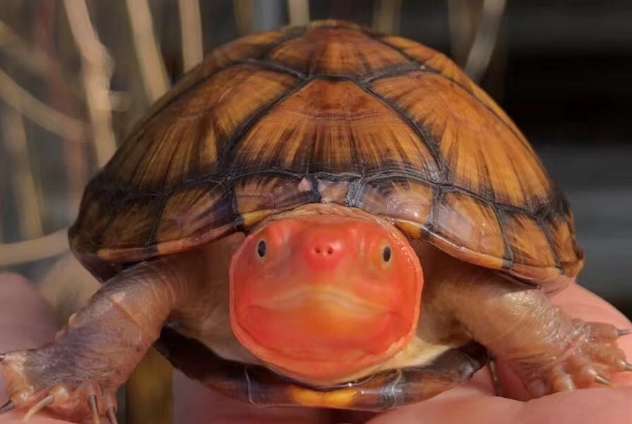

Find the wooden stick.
xmin=178 ymin=0 xmax=204 ymax=71
xmin=0 ymin=67 xmax=86 ymax=141
xmin=125 ymin=0 xmax=170 ymax=102
xmin=63 ymin=0 xmax=117 ymax=167
xmin=287 ymin=0 xmax=310 ymax=26
xmin=0 ymin=228 xmax=68 ymax=267
xmin=1 ymin=108 xmax=43 ymax=239
xmin=464 ymin=0 xmax=507 ymax=81
xmin=233 ymin=0 xmax=254 ymax=35
xmin=373 ymin=0 xmax=402 ymax=34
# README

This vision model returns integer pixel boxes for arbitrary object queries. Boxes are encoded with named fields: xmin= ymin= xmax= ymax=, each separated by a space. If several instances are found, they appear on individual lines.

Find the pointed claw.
xmin=624 ymin=361 xmax=632 ymax=372
xmin=89 ymin=395 xmax=101 ymax=424
xmin=0 ymin=399 xmax=15 ymax=414
xmin=594 ymin=374 xmax=611 ymax=385
xmin=24 ymin=394 xmax=54 ymax=422
xmin=107 ymin=408 xmax=118 ymax=424
xmin=617 ymin=328 xmax=632 ymax=337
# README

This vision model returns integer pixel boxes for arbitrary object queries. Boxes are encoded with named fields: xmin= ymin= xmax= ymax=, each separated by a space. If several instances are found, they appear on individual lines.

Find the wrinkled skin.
xmin=2 ymin=273 xmax=632 ymax=424
xmin=1 ymin=206 xmax=631 ymax=422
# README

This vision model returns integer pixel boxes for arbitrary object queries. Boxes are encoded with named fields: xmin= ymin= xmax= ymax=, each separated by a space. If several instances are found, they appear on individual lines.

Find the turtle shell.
xmin=70 ymin=20 xmax=583 ymax=289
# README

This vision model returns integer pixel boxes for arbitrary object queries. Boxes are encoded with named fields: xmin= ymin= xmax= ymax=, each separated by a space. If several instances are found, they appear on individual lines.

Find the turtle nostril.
xmin=311 ymin=244 xmax=338 ymax=257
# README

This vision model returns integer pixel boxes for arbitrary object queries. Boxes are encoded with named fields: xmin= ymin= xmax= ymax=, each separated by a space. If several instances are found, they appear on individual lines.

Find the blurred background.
xmin=0 ymin=0 xmax=630 ymax=319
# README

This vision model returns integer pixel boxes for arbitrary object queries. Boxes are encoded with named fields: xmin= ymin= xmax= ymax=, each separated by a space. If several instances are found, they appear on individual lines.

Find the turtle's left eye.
xmin=382 ymin=245 xmax=392 ymax=263
xmin=257 ymin=240 xmax=267 ymax=258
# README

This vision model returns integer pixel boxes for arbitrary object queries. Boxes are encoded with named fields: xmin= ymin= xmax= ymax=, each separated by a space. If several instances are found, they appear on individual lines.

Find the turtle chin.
xmin=230 ymin=286 xmax=417 ymax=385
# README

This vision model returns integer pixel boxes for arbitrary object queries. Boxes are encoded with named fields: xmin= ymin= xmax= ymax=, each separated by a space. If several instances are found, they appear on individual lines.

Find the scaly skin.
xmin=0 ymin=206 xmax=629 ymax=422
xmin=414 ymin=241 xmax=631 ymax=396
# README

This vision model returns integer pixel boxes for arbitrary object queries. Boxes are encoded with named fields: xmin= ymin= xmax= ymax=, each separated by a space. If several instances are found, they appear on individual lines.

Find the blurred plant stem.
xmin=0 ymin=21 xmax=58 ymax=81
xmin=36 ymin=0 xmax=87 ymax=207
xmin=125 ymin=0 xmax=169 ymax=102
xmin=63 ymin=0 xmax=117 ymax=168
xmin=0 ymin=228 xmax=68 ymax=267
xmin=178 ymin=0 xmax=204 ymax=71
xmin=448 ymin=0 xmax=506 ymax=82
xmin=126 ymin=348 xmax=174 ymax=424
xmin=233 ymin=0 xmax=255 ymax=34
xmin=373 ymin=0 xmax=402 ymax=34
xmin=288 ymin=0 xmax=310 ymax=26
xmin=1 ymin=108 xmax=43 ymax=239
xmin=0 ymin=67 xmax=87 ymax=141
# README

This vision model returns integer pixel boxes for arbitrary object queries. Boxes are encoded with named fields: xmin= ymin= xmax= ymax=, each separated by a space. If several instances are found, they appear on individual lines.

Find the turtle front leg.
xmin=0 ymin=258 xmax=188 ymax=423
xmin=431 ymin=265 xmax=631 ymax=397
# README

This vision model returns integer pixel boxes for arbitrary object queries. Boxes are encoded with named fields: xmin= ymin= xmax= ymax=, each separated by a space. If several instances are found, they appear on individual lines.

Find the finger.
xmin=551 ymin=284 xmax=631 ymax=329
xmin=0 ymin=273 xmax=58 ymax=354
xmin=368 ymin=386 xmax=632 ymax=424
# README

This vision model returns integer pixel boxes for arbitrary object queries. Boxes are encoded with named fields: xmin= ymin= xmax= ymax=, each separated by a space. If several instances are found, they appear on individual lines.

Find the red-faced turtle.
xmin=1 ymin=20 xmax=630 ymax=423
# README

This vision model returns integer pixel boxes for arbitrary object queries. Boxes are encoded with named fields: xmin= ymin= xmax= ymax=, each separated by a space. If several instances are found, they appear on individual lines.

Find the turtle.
xmin=1 ymin=19 xmax=630 ymax=423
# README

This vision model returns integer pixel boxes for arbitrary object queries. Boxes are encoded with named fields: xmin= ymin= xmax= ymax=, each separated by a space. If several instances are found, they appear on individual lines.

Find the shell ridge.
xmin=143 ymin=137 xmax=185 ymax=247
xmin=493 ymin=207 xmax=515 ymax=270
xmin=238 ymin=58 xmax=307 ymax=79
xmin=146 ymin=195 xmax=169 ymax=248
xmin=425 ymin=185 xmax=443 ymax=235
xmin=534 ymin=213 xmax=564 ymax=272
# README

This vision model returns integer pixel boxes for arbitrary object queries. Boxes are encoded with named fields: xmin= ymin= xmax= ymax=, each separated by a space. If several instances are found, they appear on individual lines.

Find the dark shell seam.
xmin=87 ymin=168 xmax=553 ymax=219
xmin=368 ymin=34 xmax=530 ymax=148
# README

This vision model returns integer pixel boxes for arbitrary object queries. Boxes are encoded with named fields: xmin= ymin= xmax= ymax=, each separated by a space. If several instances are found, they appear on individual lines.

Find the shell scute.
xmin=234 ymin=175 xmax=317 ymax=214
xmin=358 ymin=179 xmax=434 ymax=225
xmin=503 ymin=212 xmax=557 ymax=268
xmin=156 ymin=184 xmax=228 ymax=242
xmin=432 ymin=192 xmax=506 ymax=263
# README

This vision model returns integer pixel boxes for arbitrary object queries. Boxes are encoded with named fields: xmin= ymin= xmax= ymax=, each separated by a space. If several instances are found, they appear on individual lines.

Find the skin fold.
xmin=0 ymin=206 xmax=630 ymax=422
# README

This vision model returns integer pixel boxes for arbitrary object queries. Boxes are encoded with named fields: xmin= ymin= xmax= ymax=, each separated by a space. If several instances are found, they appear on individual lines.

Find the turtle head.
xmin=229 ymin=212 xmax=423 ymax=385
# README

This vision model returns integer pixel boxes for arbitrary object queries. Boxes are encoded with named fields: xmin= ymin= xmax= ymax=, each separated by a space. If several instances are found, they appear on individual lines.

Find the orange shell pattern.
xmin=70 ymin=21 xmax=583 ymax=288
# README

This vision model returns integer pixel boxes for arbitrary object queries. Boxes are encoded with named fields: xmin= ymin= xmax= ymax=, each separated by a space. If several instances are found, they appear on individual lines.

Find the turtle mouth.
xmin=231 ymin=283 xmax=414 ymax=384
xmin=255 ymin=286 xmax=387 ymax=317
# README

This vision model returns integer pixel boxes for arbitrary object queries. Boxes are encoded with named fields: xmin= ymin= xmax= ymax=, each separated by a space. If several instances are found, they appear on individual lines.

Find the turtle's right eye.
xmin=257 ymin=240 xmax=267 ymax=258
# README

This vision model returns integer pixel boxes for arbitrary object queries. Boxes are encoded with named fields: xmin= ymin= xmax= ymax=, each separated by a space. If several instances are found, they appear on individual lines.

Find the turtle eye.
xmin=382 ymin=245 xmax=392 ymax=263
xmin=256 ymin=240 xmax=267 ymax=259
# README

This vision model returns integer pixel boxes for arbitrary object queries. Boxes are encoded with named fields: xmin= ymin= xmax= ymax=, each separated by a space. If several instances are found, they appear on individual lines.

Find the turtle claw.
xmin=106 ymin=408 xmax=119 ymax=424
xmin=594 ymin=374 xmax=611 ymax=386
xmin=0 ymin=399 xmax=15 ymax=414
xmin=617 ymin=328 xmax=632 ymax=337
xmin=89 ymin=395 xmax=101 ymax=424
xmin=24 ymin=395 xmax=54 ymax=422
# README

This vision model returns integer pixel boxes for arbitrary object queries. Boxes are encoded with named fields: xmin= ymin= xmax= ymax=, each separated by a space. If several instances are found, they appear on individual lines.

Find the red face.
xmin=229 ymin=214 xmax=423 ymax=384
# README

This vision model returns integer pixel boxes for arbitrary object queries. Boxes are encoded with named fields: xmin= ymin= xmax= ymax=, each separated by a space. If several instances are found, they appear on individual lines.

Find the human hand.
xmin=2 ymin=273 xmax=631 ymax=423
